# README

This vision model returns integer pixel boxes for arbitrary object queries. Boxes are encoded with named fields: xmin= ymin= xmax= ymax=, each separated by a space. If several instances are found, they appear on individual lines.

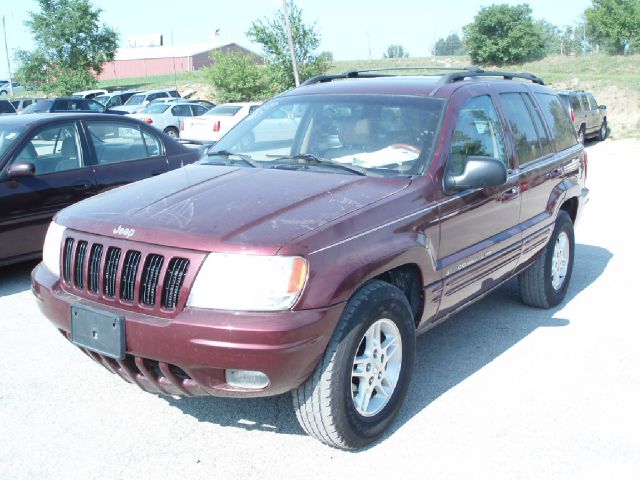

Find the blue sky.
xmin=1 ymin=0 xmax=593 ymax=79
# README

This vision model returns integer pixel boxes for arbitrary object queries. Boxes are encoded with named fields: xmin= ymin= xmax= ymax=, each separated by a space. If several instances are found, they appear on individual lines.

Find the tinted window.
xmin=168 ymin=90 xmax=180 ymax=98
xmin=522 ymin=93 xmax=552 ymax=157
xmin=0 ymin=101 xmax=15 ymax=114
xmin=587 ymin=94 xmax=598 ymax=110
xmin=23 ymin=100 xmax=53 ymax=113
xmin=13 ymin=122 xmax=82 ymax=174
xmin=126 ymin=94 xmax=145 ymax=106
xmin=448 ymin=95 xmax=507 ymax=175
xmin=192 ymin=105 xmax=208 ymax=116
xmin=569 ymin=95 xmax=582 ymax=113
xmin=87 ymin=100 xmax=104 ymax=112
xmin=171 ymin=105 xmax=192 ymax=116
xmin=499 ymin=92 xmax=542 ymax=166
xmin=534 ymin=93 xmax=577 ymax=151
xmin=87 ymin=121 xmax=160 ymax=164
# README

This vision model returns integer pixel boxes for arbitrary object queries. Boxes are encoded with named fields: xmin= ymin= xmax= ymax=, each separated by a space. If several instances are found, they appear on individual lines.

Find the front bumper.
xmin=32 ymin=263 xmax=344 ymax=398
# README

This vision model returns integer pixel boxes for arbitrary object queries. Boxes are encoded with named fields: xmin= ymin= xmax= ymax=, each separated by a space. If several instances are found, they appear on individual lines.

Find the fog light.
xmin=225 ymin=369 xmax=269 ymax=389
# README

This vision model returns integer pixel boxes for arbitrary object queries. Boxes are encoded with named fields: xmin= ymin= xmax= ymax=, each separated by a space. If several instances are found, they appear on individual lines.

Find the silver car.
xmin=557 ymin=90 xmax=608 ymax=144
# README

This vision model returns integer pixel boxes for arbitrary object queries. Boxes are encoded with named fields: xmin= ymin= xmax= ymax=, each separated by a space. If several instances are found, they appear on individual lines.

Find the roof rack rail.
xmin=437 ymin=69 xmax=545 ymax=85
xmin=300 ymin=66 xmax=483 ymax=86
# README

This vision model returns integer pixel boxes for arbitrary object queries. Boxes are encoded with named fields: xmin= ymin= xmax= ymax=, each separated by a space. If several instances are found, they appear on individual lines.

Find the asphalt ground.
xmin=1 ymin=138 xmax=638 ymax=479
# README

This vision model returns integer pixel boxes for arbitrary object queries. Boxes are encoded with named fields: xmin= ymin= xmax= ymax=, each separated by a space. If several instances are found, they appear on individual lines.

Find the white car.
xmin=180 ymin=102 xmax=262 ymax=142
xmin=71 ymin=89 xmax=108 ymax=99
xmin=128 ymin=102 xmax=209 ymax=138
xmin=113 ymin=88 xmax=181 ymax=114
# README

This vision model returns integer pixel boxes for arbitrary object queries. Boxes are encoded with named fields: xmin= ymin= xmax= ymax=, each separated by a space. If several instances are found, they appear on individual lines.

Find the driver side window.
xmin=448 ymin=96 xmax=507 ymax=176
xmin=13 ymin=122 xmax=83 ymax=175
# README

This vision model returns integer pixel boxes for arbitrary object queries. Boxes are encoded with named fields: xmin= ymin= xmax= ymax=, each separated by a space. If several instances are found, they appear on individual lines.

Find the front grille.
xmin=61 ymin=233 xmax=196 ymax=313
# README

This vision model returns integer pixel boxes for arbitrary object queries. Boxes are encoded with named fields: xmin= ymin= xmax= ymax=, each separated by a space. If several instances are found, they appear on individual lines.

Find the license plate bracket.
xmin=70 ymin=304 xmax=125 ymax=360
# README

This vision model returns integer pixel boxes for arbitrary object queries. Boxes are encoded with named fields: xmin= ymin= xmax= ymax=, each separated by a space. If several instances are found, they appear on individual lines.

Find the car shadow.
xmin=164 ymin=243 xmax=612 ymax=444
xmin=0 ymin=260 xmax=38 ymax=297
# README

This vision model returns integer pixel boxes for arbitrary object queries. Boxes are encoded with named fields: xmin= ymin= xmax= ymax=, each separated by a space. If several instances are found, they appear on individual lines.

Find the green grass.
xmin=96 ymin=70 xmax=209 ymax=92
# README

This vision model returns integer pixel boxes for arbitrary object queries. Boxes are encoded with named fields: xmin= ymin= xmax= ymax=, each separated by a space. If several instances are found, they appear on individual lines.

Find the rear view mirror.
xmin=8 ymin=162 xmax=36 ymax=177
xmin=443 ymin=156 xmax=507 ymax=194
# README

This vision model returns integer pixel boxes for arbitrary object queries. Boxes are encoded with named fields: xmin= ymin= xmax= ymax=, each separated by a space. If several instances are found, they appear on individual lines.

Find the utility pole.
xmin=282 ymin=0 xmax=300 ymax=87
xmin=2 ymin=15 xmax=13 ymax=95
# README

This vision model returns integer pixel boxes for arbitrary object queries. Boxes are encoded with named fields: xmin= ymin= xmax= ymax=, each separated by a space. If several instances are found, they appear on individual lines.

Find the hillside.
xmin=94 ymin=54 xmax=639 ymax=138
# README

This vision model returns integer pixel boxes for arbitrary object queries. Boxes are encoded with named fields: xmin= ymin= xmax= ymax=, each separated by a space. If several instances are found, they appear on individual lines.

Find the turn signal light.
xmin=144 ymin=118 xmax=153 ymax=124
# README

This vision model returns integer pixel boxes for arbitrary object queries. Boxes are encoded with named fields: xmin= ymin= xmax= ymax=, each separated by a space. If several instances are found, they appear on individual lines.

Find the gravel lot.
xmin=1 ymin=139 xmax=639 ymax=479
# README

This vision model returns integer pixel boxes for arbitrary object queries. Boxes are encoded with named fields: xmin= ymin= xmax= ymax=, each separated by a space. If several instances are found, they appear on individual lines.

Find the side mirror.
xmin=444 ymin=156 xmax=507 ymax=194
xmin=8 ymin=162 xmax=36 ymax=177
xmin=598 ymin=104 xmax=607 ymax=110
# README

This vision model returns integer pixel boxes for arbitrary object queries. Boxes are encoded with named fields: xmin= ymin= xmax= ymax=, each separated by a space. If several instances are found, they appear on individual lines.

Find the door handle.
xmin=72 ymin=182 xmax=91 ymax=191
xmin=500 ymin=186 xmax=520 ymax=202
xmin=545 ymin=168 xmax=562 ymax=180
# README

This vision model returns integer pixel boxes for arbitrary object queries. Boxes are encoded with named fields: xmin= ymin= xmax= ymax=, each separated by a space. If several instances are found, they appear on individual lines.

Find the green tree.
xmin=463 ymin=4 xmax=546 ymax=65
xmin=585 ymin=0 xmax=640 ymax=54
xmin=14 ymin=0 xmax=118 ymax=95
xmin=206 ymin=51 xmax=270 ymax=103
xmin=247 ymin=1 xmax=331 ymax=91
xmin=383 ymin=44 xmax=409 ymax=58
xmin=434 ymin=34 xmax=465 ymax=56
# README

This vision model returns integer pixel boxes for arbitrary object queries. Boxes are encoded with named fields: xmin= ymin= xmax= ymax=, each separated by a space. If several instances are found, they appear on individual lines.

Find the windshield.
xmin=22 ymin=100 xmax=53 ymax=114
xmin=142 ymin=104 xmax=170 ymax=114
xmin=206 ymin=105 xmax=242 ymax=116
xmin=209 ymin=94 xmax=444 ymax=177
xmin=0 ymin=126 xmax=26 ymax=160
xmin=125 ymin=94 xmax=145 ymax=106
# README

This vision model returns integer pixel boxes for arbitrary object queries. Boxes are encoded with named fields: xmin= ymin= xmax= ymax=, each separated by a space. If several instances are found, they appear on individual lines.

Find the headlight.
xmin=187 ymin=253 xmax=308 ymax=311
xmin=42 ymin=221 xmax=66 ymax=277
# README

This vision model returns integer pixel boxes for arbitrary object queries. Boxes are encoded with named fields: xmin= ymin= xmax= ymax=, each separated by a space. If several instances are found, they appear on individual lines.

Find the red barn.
xmin=97 ymin=42 xmax=263 ymax=81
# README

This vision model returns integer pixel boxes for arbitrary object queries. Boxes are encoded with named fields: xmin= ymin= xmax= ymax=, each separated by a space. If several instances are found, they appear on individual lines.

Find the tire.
xmin=597 ymin=120 xmax=608 ymax=141
xmin=577 ymin=126 xmax=585 ymax=145
xmin=292 ymin=280 xmax=416 ymax=449
xmin=519 ymin=211 xmax=575 ymax=309
xmin=164 ymin=127 xmax=179 ymax=138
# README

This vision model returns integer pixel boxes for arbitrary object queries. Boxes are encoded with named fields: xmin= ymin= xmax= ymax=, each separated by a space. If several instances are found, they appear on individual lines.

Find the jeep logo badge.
xmin=113 ymin=225 xmax=135 ymax=238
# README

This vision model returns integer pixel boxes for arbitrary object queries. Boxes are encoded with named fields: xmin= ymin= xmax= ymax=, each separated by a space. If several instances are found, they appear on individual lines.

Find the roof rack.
xmin=437 ymin=69 xmax=544 ymax=85
xmin=300 ymin=66 xmax=544 ymax=87
xmin=300 ymin=66 xmax=483 ymax=86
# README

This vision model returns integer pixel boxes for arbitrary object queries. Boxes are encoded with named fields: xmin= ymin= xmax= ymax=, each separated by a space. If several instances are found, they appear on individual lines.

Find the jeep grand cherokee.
xmin=32 ymin=67 xmax=589 ymax=449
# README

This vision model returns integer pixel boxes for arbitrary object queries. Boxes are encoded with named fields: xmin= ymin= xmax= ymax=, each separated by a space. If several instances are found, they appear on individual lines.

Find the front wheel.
xmin=292 ymin=280 xmax=416 ymax=449
xmin=519 ymin=211 xmax=575 ymax=308
xmin=598 ymin=120 xmax=608 ymax=141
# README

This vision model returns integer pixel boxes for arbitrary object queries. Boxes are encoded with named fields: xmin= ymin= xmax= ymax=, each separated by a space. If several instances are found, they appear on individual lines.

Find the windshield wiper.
xmin=204 ymin=150 xmax=258 ymax=168
xmin=268 ymin=154 xmax=367 ymax=176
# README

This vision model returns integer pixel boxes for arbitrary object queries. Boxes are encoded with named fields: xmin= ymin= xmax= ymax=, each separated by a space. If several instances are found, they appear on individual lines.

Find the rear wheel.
xmin=292 ymin=280 xmax=416 ymax=449
xmin=519 ymin=211 xmax=574 ymax=308
xmin=164 ymin=127 xmax=179 ymax=138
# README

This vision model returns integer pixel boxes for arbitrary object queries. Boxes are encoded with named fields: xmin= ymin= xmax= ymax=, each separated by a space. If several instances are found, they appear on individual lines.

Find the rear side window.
xmin=448 ymin=95 xmax=507 ymax=175
xmin=86 ymin=121 xmax=163 ymax=164
xmin=534 ymin=93 xmax=577 ymax=151
xmin=499 ymin=92 xmax=544 ymax=166
xmin=569 ymin=95 xmax=582 ymax=113
xmin=587 ymin=94 xmax=598 ymax=110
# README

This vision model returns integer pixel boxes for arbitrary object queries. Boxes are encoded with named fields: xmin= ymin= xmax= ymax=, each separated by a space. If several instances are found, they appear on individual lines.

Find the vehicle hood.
xmin=57 ymin=165 xmax=411 ymax=254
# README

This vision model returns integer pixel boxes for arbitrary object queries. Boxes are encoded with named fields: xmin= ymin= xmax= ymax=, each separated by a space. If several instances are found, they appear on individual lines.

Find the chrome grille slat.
xmin=120 ymin=250 xmax=142 ymax=301
xmin=88 ymin=244 xmax=103 ymax=293
xmin=103 ymin=247 xmax=122 ymax=298
xmin=140 ymin=254 xmax=164 ymax=306
xmin=74 ymin=241 xmax=88 ymax=288
xmin=63 ymin=238 xmax=74 ymax=284
xmin=162 ymin=258 xmax=190 ymax=309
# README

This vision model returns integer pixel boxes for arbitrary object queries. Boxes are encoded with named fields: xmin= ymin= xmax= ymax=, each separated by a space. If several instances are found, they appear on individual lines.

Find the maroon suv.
xmin=32 ymin=68 xmax=588 ymax=449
